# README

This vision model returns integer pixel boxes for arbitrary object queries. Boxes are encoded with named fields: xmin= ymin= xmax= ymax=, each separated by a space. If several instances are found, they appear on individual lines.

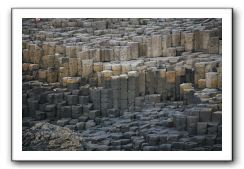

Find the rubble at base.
xmin=22 ymin=122 xmax=83 ymax=151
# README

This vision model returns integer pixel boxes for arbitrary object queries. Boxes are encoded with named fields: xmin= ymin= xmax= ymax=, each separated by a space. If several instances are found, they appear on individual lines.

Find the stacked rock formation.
xmin=22 ymin=18 xmax=222 ymax=151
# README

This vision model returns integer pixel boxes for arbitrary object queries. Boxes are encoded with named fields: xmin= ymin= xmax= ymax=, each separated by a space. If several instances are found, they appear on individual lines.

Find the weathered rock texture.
xmin=23 ymin=122 xmax=83 ymax=151
xmin=22 ymin=18 xmax=222 ymax=151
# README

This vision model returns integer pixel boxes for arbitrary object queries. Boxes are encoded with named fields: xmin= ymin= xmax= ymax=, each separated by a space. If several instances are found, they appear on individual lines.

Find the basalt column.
xmin=165 ymin=70 xmax=176 ymax=101
xmin=194 ymin=62 xmax=206 ymax=88
xmin=137 ymin=66 xmax=146 ymax=96
xmin=90 ymin=87 xmax=102 ymax=111
xmin=101 ymin=88 xmax=113 ymax=116
xmin=120 ymin=74 xmax=128 ymax=111
xmin=175 ymin=66 xmax=186 ymax=100
xmin=145 ymin=67 xmax=157 ymax=95
xmin=156 ymin=69 xmax=166 ymax=101
xmin=128 ymin=71 xmax=139 ymax=111
xmin=101 ymin=70 xmax=113 ymax=88
xmin=111 ymin=75 xmax=121 ymax=110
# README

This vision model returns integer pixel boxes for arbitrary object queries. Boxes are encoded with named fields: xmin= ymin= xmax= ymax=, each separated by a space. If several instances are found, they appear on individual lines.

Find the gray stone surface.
xmin=67 ymin=95 xmax=79 ymax=105
xmin=71 ymin=105 xmax=83 ymax=119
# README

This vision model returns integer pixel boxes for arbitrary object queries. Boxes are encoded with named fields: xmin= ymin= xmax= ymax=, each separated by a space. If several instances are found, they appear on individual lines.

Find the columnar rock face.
xmin=22 ymin=18 xmax=222 ymax=151
xmin=120 ymin=74 xmax=128 ymax=111
xmin=166 ymin=71 xmax=176 ymax=101
xmin=128 ymin=71 xmax=139 ymax=111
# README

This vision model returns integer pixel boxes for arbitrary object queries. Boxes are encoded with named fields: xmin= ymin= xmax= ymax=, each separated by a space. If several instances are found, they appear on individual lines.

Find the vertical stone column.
xmin=22 ymin=48 xmax=30 ymax=63
xmin=183 ymin=89 xmax=195 ymax=105
xmin=184 ymin=32 xmax=195 ymax=52
xmin=156 ymin=69 xmax=166 ymax=101
xmin=180 ymin=83 xmax=193 ymax=100
xmin=29 ymin=64 xmax=39 ymax=80
xmin=112 ymin=63 xmax=122 ymax=75
xmin=120 ymin=74 xmax=128 ymax=111
xmin=198 ymin=79 xmax=206 ymax=89
xmin=137 ymin=66 xmax=146 ymax=96
xmin=113 ymin=46 xmax=121 ymax=61
xmin=29 ymin=44 xmax=37 ymax=63
xmin=97 ymin=72 xmax=102 ymax=87
xmin=93 ymin=62 xmax=103 ymax=73
xmin=206 ymin=72 xmax=218 ymax=89
xmin=171 ymin=30 xmax=181 ymax=47
xmin=209 ymin=37 xmax=219 ymax=54
xmin=152 ymin=35 xmax=162 ymax=57
xmin=194 ymin=30 xmax=202 ymax=51
xmin=201 ymin=30 xmax=211 ymax=52
xmin=180 ymin=31 xmax=185 ymax=49
xmin=121 ymin=63 xmax=131 ymax=74
xmin=27 ymin=98 xmax=39 ymax=118
xmin=175 ymin=46 xmax=185 ymax=56
xmin=219 ymin=40 xmax=222 ymax=55
xmin=33 ymin=46 xmax=43 ymax=64
xmin=68 ymin=58 xmax=78 ymax=76
xmin=187 ymin=116 xmax=198 ymax=135
xmin=91 ymin=62 xmax=102 ymax=86
xmin=101 ymin=88 xmax=113 ymax=116
xmin=205 ymin=61 xmax=217 ymax=73
xmin=101 ymin=70 xmax=113 ymax=88
xmin=120 ymin=46 xmax=131 ymax=61
xmin=42 ymin=55 xmax=55 ymax=69
xmin=217 ymin=63 xmax=222 ymax=89
xmin=66 ymin=46 xmax=77 ymax=58
xmin=90 ymin=87 xmax=101 ymax=111
xmin=55 ymin=44 xmax=65 ymax=55
xmin=156 ymin=70 xmax=163 ymax=95
xmin=78 ymin=50 xmax=90 ymax=60
xmin=175 ymin=66 xmax=186 ymax=100
xmin=82 ymin=59 xmax=93 ymax=79
xmin=174 ymin=114 xmax=187 ymax=131
xmin=162 ymin=34 xmax=171 ymax=57
xmin=58 ymin=57 xmax=69 ymax=80
xmin=100 ymin=48 xmax=113 ymax=62
xmin=47 ymin=67 xmax=58 ymax=83
xmin=185 ymin=67 xmax=194 ymax=84
xmin=146 ymin=67 xmax=157 ymax=95
xmin=71 ymin=105 xmax=83 ymax=119
xmin=135 ymin=96 xmax=145 ymax=112
xmin=194 ymin=62 xmax=206 ymax=88
xmin=166 ymin=70 xmax=176 ymax=101
xmin=38 ymin=69 xmax=47 ymax=82
xmin=128 ymin=71 xmax=139 ymax=111
xmin=143 ymin=36 xmax=152 ymax=57
xmin=111 ymin=75 xmax=120 ymax=110
xmin=42 ymin=42 xmax=49 ymax=55
xmin=128 ymin=42 xmax=139 ymax=59
xmin=132 ymin=36 xmax=143 ymax=57
xmin=88 ymin=48 xmax=99 ymax=61
xmin=77 ymin=57 xmax=83 ymax=76
xmin=167 ymin=47 xmax=176 ymax=57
